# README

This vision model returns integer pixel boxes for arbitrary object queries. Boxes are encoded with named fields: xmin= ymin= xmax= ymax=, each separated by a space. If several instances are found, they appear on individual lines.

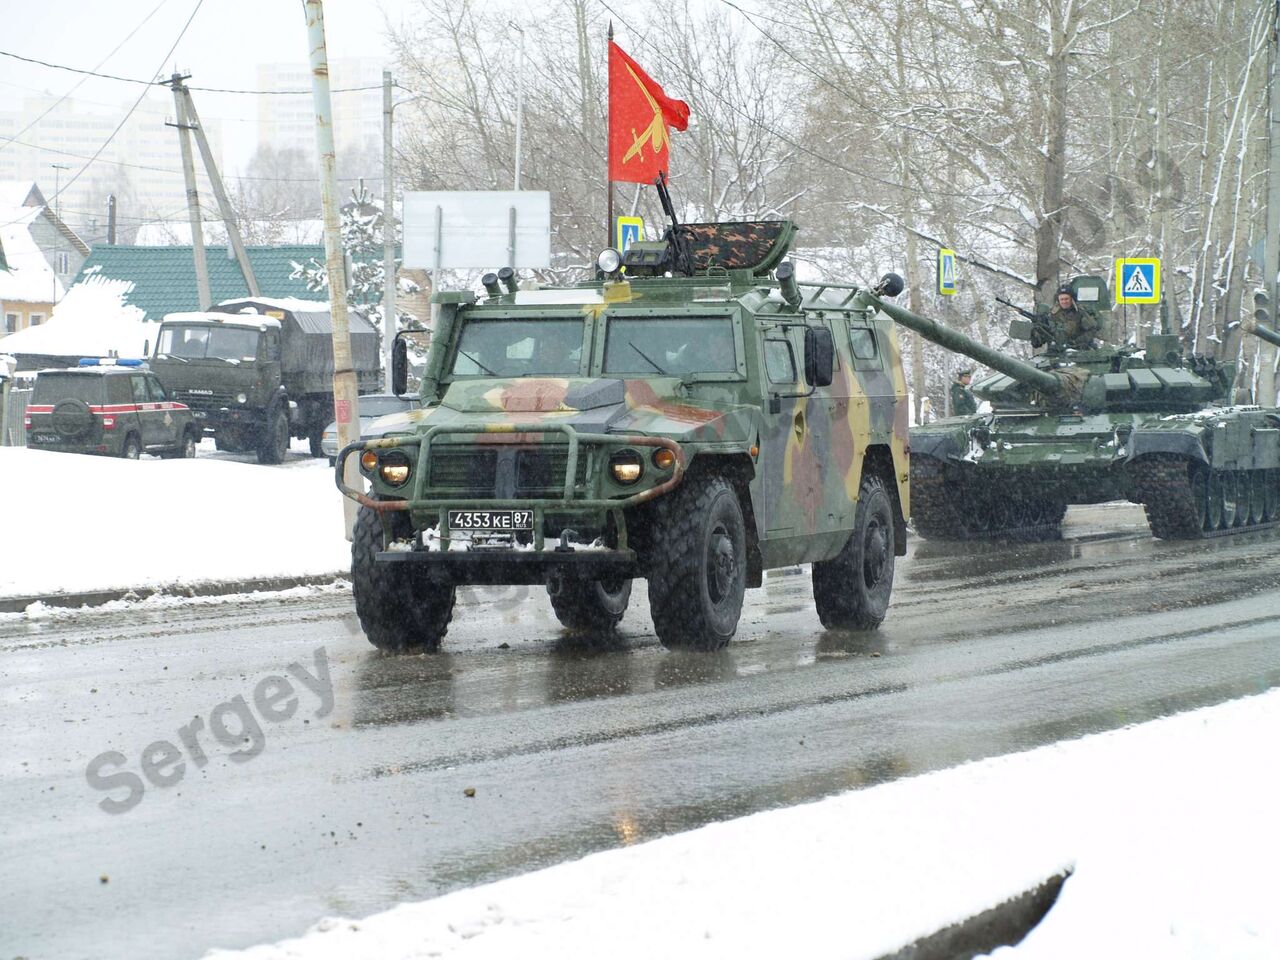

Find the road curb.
xmin=0 ymin=572 xmax=351 ymax=614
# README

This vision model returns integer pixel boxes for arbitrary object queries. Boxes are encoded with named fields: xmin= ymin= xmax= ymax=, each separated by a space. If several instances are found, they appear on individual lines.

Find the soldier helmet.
xmin=1056 ymin=284 xmax=1074 ymax=297
xmin=956 ymin=368 xmax=973 ymax=378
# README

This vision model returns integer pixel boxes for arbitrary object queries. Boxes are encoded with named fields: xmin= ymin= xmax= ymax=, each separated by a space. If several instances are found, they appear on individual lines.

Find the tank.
xmin=869 ymin=277 xmax=1280 ymax=540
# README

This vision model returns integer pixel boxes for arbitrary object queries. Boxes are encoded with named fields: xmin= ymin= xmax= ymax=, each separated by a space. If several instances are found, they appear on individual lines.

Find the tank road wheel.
xmin=1204 ymin=469 xmax=1224 ymax=531
xmin=1265 ymin=470 xmax=1280 ymax=522
xmin=547 ymin=575 xmax=632 ymax=632
xmin=257 ymin=405 xmax=289 ymax=465
xmin=646 ymin=476 xmax=747 ymax=651
xmin=1245 ymin=472 xmax=1265 ymax=526
xmin=812 ymin=473 xmax=896 ymax=631
xmin=1220 ymin=471 xmax=1242 ymax=529
xmin=351 ymin=505 xmax=456 ymax=653
xmin=908 ymin=458 xmax=966 ymax=540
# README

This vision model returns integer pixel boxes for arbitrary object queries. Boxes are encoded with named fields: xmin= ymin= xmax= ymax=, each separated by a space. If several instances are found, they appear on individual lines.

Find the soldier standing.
xmin=949 ymin=369 xmax=977 ymax=416
xmin=1032 ymin=285 xmax=1101 ymax=350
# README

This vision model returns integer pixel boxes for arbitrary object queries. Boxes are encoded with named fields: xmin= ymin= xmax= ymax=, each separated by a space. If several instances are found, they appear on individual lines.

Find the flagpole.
xmin=606 ymin=21 xmax=614 ymax=249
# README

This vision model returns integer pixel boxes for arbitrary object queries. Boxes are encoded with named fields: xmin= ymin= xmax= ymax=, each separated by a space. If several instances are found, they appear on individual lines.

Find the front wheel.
xmin=812 ymin=473 xmax=896 ymax=630
xmin=308 ymin=424 xmax=325 ymax=458
xmin=257 ymin=406 xmax=289 ymax=465
xmin=351 ymin=504 xmax=455 ymax=652
xmin=547 ymin=575 xmax=632 ymax=631
xmin=122 ymin=434 xmax=142 ymax=460
xmin=646 ymin=476 xmax=747 ymax=651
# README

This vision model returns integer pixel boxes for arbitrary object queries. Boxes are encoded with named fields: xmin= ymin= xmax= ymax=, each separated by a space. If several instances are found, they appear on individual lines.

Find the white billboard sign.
xmin=403 ymin=191 xmax=551 ymax=270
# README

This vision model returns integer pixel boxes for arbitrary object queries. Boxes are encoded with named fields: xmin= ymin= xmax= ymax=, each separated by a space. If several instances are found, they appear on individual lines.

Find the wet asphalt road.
xmin=2 ymin=502 xmax=1279 ymax=960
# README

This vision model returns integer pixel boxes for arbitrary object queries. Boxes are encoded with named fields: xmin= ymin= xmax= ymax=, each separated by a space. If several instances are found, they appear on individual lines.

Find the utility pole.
xmin=382 ymin=69 xmax=396 ymax=393
xmin=1261 ymin=0 xmax=1280 ymax=405
xmin=305 ymin=0 xmax=360 ymax=534
xmin=181 ymin=88 xmax=260 ymax=297
xmin=51 ymin=163 xmax=69 ymax=305
xmin=106 ymin=195 xmax=117 ymax=245
xmin=166 ymin=73 xmax=211 ymax=311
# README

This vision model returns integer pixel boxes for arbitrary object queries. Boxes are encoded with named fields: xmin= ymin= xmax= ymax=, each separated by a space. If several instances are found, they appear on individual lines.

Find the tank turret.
xmin=867 ymin=285 xmax=1232 ymax=415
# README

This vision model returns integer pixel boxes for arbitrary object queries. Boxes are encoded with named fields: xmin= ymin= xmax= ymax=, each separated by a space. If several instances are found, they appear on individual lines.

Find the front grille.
xmin=429 ymin=449 xmax=497 ymax=495
xmin=174 ymin=389 xmax=237 ymax=410
xmin=515 ymin=447 xmax=589 ymax=497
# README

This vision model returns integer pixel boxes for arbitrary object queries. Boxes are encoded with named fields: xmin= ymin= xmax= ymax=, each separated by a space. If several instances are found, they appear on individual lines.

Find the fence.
xmin=2 ymin=386 xmax=30 ymax=447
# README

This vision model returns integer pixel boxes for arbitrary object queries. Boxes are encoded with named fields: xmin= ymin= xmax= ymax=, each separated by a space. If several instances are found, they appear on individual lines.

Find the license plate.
xmin=32 ymin=434 xmax=60 ymax=444
xmin=191 ymin=411 xmax=207 ymax=419
xmin=447 ymin=509 xmax=534 ymax=531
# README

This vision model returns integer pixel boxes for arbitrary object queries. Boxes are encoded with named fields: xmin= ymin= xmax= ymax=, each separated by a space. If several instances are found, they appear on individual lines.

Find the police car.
xmin=24 ymin=359 xmax=200 ymax=459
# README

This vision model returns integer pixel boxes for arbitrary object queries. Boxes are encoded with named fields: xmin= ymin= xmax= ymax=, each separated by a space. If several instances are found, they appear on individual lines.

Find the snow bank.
xmin=0 ymin=272 xmax=152 ymax=358
xmin=207 ymin=691 xmax=1280 ymax=960
xmin=0 ymin=448 xmax=349 ymax=599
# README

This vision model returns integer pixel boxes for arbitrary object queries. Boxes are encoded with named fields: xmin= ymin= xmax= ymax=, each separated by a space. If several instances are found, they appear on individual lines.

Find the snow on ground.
xmin=208 ymin=691 xmax=1280 ymax=960
xmin=0 ymin=446 xmax=350 ymax=601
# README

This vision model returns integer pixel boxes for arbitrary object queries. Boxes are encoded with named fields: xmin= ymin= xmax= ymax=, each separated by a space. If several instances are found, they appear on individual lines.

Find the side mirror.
xmin=804 ymin=326 xmax=835 ymax=388
xmin=392 ymin=337 xmax=408 ymax=397
xmin=1008 ymin=318 xmax=1033 ymax=341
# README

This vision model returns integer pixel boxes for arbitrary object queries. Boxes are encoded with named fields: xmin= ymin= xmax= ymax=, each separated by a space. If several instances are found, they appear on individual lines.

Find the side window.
xmin=131 ymin=376 xmax=150 ymax=403
xmin=107 ymin=376 xmax=133 ymax=405
xmin=849 ymin=326 xmax=882 ymax=370
xmin=763 ymin=338 xmax=797 ymax=384
xmin=264 ymin=332 xmax=281 ymax=362
xmin=147 ymin=377 xmax=168 ymax=402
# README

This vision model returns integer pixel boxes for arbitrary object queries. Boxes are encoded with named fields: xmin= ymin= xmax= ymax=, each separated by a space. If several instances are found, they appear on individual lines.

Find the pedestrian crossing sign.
xmin=938 ymin=248 xmax=958 ymax=295
xmin=1115 ymin=258 xmax=1160 ymax=304
xmin=616 ymin=216 xmax=644 ymax=253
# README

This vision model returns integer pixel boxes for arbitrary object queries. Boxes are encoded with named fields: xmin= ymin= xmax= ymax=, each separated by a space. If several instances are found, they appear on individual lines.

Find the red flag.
xmin=608 ymin=41 xmax=690 ymax=185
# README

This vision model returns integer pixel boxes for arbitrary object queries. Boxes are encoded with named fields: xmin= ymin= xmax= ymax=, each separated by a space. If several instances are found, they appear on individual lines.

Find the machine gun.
xmin=994 ymin=295 xmax=1041 ymax=323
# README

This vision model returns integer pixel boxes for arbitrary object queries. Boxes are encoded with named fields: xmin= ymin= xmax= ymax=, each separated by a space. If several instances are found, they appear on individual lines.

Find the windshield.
xmin=32 ymin=374 xmax=105 ymax=404
xmin=450 ymin=319 xmax=584 ymax=377
xmin=604 ymin=316 xmax=737 ymax=378
xmin=158 ymin=325 xmax=261 ymax=362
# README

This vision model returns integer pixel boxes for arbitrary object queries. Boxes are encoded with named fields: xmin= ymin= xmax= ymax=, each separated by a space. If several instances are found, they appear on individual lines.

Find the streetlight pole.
xmin=511 ymin=23 xmax=525 ymax=191
xmin=51 ymin=163 xmax=70 ymax=306
xmin=382 ymin=69 xmax=396 ymax=393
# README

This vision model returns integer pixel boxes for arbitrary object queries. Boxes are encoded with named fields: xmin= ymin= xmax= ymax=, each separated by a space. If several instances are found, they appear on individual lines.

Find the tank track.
xmin=910 ymin=459 xmax=1066 ymax=541
xmin=1130 ymin=455 xmax=1280 ymax=540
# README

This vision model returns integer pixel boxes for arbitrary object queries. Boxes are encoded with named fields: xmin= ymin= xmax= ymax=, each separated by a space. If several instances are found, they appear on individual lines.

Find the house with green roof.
xmin=70 ymin=244 xmax=324 ymax=321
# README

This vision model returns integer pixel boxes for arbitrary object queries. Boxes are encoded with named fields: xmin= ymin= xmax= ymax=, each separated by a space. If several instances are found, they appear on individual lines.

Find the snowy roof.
xmin=216 ymin=296 xmax=332 ymax=314
xmin=0 ymin=204 xmax=63 ymax=305
xmin=0 ymin=273 xmax=151 ymax=357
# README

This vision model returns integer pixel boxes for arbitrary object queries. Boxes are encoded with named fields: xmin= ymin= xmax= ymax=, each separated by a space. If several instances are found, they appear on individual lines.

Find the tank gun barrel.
xmin=1245 ymin=320 xmax=1280 ymax=349
xmin=869 ymin=294 xmax=1062 ymax=394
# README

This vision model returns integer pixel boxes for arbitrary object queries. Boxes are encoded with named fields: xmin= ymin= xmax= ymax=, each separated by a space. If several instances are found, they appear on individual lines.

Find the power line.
xmin=0 ymin=49 xmax=382 ymax=96
xmin=0 ymin=0 xmax=170 ymax=156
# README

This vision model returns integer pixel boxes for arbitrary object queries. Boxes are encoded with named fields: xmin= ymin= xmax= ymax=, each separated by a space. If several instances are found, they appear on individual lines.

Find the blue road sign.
xmin=1115 ymin=258 xmax=1161 ymax=304
xmin=616 ymin=216 xmax=644 ymax=252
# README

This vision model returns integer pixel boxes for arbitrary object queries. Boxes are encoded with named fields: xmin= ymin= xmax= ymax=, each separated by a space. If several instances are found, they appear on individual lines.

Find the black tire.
xmin=351 ymin=504 xmax=456 ymax=652
xmin=161 ymin=429 xmax=198 ymax=460
xmin=308 ymin=424 xmax=325 ymax=458
xmin=257 ymin=405 xmax=289 ymax=465
xmin=547 ymin=575 xmax=632 ymax=631
xmin=812 ymin=472 xmax=896 ymax=630
xmin=646 ymin=475 xmax=747 ymax=651
xmin=122 ymin=434 xmax=142 ymax=460
xmin=52 ymin=398 xmax=95 ymax=439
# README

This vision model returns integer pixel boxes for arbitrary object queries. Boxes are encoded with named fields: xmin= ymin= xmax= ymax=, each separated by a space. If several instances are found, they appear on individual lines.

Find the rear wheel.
xmin=646 ymin=475 xmax=747 ymax=651
xmin=812 ymin=473 xmax=895 ymax=630
xmin=547 ymin=575 xmax=632 ymax=631
xmin=257 ymin=405 xmax=289 ymax=465
xmin=351 ymin=504 xmax=455 ymax=652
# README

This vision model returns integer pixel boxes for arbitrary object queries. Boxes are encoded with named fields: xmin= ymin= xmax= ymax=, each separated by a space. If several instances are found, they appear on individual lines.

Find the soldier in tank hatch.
xmin=1032 ymin=285 xmax=1101 ymax=350
xmin=950 ymin=369 xmax=977 ymax=416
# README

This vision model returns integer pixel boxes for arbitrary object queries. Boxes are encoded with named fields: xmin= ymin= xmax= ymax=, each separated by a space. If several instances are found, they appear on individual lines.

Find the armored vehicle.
xmin=872 ymin=275 xmax=1280 ymax=540
xmin=152 ymin=298 xmax=381 ymax=464
xmin=335 ymin=197 xmax=911 ymax=653
xmin=25 ymin=358 xmax=199 ymax=459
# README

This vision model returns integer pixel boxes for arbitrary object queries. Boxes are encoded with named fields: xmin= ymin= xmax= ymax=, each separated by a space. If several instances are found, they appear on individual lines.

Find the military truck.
xmin=871 ymin=275 xmax=1280 ymax=540
xmin=152 ymin=298 xmax=381 ymax=464
xmin=334 ymin=195 xmax=912 ymax=653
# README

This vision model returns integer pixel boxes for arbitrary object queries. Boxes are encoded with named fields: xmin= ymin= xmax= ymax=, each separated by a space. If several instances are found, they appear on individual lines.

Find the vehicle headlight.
xmin=236 ymin=393 xmax=247 ymax=404
xmin=609 ymin=449 xmax=643 ymax=485
xmin=597 ymin=247 xmax=623 ymax=275
xmin=652 ymin=447 xmax=676 ymax=471
xmin=379 ymin=450 xmax=412 ymax=486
